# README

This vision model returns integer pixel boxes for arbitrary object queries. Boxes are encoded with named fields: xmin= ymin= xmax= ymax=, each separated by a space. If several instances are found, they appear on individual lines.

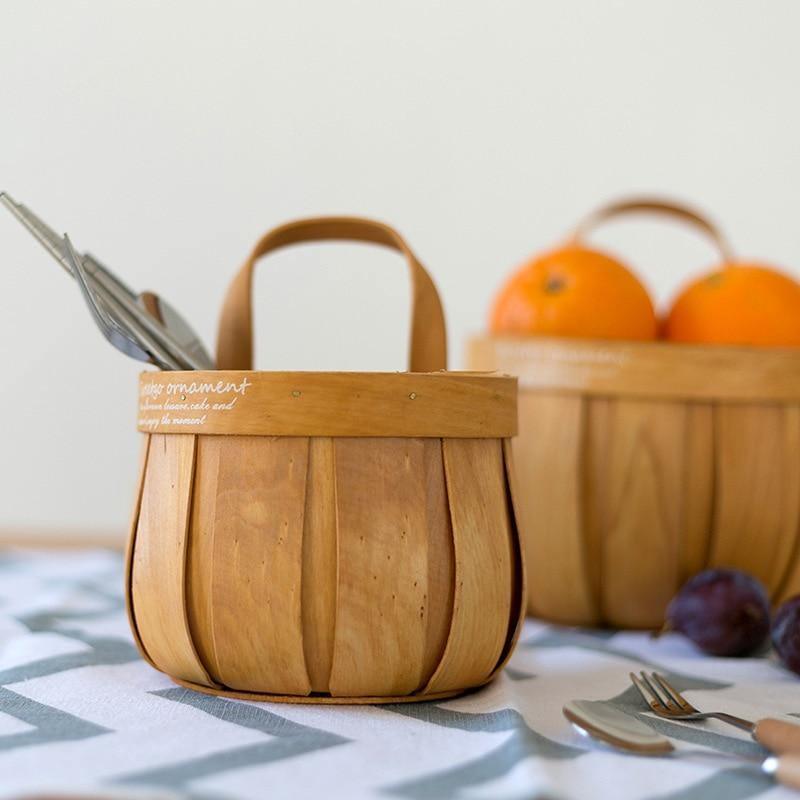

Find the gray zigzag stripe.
xmin=644 ymin=766 xmax=772 ymax=800
xmin=111 ymin=688 xmax=350 ymax=789
xmin=525 ymin=631 xmax=731 ymax=689
xmin=505 ymin=666 xmax=536 ymax=681
xmin=384 ymin=703 xmax=579 ymax=751
xmin=384 ymin=726 xmax=581 ymax=799
xmin=0 ymin=637 xmax=140 ymax=685
xmin=0 ymin=686 xmax=110 ymax=751
xmin=382 ymin=703 xmax=583 ymax=799
xmin=3 ymin=591 xmax=142 ymax=685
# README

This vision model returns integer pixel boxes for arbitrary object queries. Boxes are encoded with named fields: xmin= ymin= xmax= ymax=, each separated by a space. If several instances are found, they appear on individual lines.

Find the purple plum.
xmin=664 ymin=568 xmax=771 ymax=656
xmin=773 ymin=596 xmax=800 ymax=675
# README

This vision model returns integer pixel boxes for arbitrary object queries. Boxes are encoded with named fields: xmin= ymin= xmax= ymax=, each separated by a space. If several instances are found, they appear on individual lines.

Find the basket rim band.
xmin=137 ymin=370 xmax=517 ymax=437
xmin=469 ymin=334 xmax=800 ymax=403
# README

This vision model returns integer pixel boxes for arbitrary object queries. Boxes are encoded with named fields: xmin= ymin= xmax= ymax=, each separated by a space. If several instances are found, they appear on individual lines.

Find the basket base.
xmin=172 ymin=677 xmax=469 ymax=705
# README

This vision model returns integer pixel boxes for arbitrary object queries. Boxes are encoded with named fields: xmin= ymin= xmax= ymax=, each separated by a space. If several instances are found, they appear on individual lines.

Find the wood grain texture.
xmin=186 ymin=435 xmax=223 ymax=680
xmin=301 ymin=437 xmax=338 ymax=692
xmin=468 ymin=334 xmax=800 ymax=628
xmin=711 ymin=405 xmax=800 ymax=597
xmin=512 ymin=393 xmax=596 ymax=624
xmin=124 ymin=434 xmax=155 ymax=668
xmin=131 ymin=433 xmax=216 ymax=686
xmin=138 ymin=371 xmax=516 ymax=438
xmin=417 ymin=439 xmax=455 ymax=689
xmin=196 ymin=436 xmax=311 ymax=695
xmin=481 ymin=439 xmax=527 ymax=683
xmin=585 ymin=399 xmax=683 ymax=628
xmin=468 ymin=335 xmax=800 ymax=402
xmin=425 ymin=439 xmax=513 ymax=692
xmin=329 ymin=438 xmax=430 ymax=697
xmin=679 ymin=404 xmax=714 ymax=582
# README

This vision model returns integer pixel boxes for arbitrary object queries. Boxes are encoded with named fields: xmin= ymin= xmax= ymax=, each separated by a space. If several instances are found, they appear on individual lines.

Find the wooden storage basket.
xmin=126 ymin=218 xmax=525 ymax=703
xmin=468 ymin=198 xmax=800 ymax=629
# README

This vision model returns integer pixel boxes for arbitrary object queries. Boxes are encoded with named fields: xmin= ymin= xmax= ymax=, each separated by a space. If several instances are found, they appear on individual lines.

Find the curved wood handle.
xmin=771 ymin=754 xmax=800 ymax=790
xmin=754 ymin=718 xmax=800 ymax=755
xmin=570 ymin=196 xmax=734 ymax=263
xmin=216 ymin=217 xmax=447 ymax=372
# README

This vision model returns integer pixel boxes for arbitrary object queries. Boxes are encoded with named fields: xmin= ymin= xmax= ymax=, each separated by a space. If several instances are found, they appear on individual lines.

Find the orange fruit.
xmin=664 ymin=263 xmax=800 ymax=347
xmin=490 ymin=244 xmax=658 ymax=340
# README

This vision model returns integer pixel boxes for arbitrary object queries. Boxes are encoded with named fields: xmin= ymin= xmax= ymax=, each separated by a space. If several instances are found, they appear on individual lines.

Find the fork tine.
xmin=653 ymin=673 xmax=696 ymax=713
xmin=629 ymin=672 xmax=663 ymax=712
xmin=640 ymin=671 xmax=677 ymax=711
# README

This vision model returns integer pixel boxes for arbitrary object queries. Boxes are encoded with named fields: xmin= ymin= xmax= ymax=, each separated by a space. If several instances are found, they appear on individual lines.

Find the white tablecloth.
xmin=0 ymin=548 xmax=798 ymax=800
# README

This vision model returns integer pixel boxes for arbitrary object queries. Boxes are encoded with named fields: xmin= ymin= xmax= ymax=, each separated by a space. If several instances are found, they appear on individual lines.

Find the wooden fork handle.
xmin=771 ymin=754 xmax=800 ymax=790
xmin=754 ymin=718 xmax=800 ymax=755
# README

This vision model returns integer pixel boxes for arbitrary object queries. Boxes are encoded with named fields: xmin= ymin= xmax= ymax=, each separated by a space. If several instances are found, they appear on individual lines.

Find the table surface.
xmin=0 ymin=549 xmax=798 ymax=800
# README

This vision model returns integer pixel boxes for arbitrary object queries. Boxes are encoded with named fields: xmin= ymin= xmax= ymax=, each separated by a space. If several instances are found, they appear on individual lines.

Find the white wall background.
xmin=2 ymin=0 xmax=799 ymax=540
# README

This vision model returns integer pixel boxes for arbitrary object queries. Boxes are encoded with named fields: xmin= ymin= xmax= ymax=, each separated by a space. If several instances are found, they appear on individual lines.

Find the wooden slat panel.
xmin=582 ymin=397 xmax=612 ymax=618
xmin=417 ymin=439 xmax=455 ymax=689
xmin=480 ymin=439 xmax=527 ymax=684
xmin=203 ymin=436 xmax=311 ymax=695
xmin=712 ymin=405 xmax=800 ymax=598
xmin=513 ymin=393 xmax=596 ymax=624
xmin=301 ymin=437 xmax=338 ymax=692
xmin=124 ymin=434 xmax=155 ymax=668
xmin=679 ymin=404 xmax=714 ymax=582
xmin=186 ymin=435 xmax=223 ymax=681
xmin=329 ymin=439 xmax=429 ymax=697
xmin=424 ymin=439 xmax=513 ymax=692
xmin=131 ymin=433 xmax=214 ymax=686
xmin=585 ymin=400 xmax=683 ymax=628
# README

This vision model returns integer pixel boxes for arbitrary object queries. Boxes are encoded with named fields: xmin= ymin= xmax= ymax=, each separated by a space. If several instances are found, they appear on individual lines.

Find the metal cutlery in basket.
xmin=0 ymin=192 xmax=212 ymax=370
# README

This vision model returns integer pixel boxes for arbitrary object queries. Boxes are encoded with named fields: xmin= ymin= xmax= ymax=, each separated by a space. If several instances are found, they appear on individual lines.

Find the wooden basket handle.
xmin=216 ymin=217 xmax=447 ymax=371
xmin=569 ymin=196 xmax=735 ymax=263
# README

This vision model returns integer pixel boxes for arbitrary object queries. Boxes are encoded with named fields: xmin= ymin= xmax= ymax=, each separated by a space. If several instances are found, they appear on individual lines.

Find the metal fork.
xmin=630 ymin=671 xmax=800 ymax=755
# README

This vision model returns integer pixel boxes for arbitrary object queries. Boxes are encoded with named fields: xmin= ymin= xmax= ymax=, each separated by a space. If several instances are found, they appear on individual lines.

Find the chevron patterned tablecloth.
xmin=0 ymin=549 xmax=799 ymax=800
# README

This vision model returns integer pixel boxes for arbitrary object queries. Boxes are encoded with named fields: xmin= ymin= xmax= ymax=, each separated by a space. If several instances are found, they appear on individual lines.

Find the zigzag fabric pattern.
xmin=0 ymin=550 xmax=798 ymax=799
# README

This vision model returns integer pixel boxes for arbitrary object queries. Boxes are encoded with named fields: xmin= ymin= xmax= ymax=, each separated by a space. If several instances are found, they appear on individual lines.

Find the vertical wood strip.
xmin=207 ymin=436 xmax=311 ymax=695
xmin=680 ymin=404 xmax=715 ymax=582
xmin=514 ymin=392 xmax=596 ymax=624
xmin=417 ymin=439 xmax=455 ymax=689
xmin=124 ymin=434 xmax=155 ymax=668
xmin=328 ymin=438 xmax=429 ymax=697
xmin=186 ymin=435 xmax=224 ymax=682
xmin=131 ymin=433 xmax=216 ymax=686
xmin=480 ymin=439 xmax=527 ymax=684
xmin=711 ymin=405 xmax=800 ymax=597
xmin=424 ymin=439 xmax=513 ymax=693
xmin=583 ymin=397 xmax=613 ymax=618
xmin=585 ymin=400 xmax=683 ymax=628
xmin=301 ymin=437 xmax=339 ymax=692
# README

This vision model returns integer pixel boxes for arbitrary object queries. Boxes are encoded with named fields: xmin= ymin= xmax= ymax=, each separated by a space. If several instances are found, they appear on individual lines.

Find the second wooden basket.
xmin=125 ymin=217 xmax=525 ymax=703
xmin=469 ymin=198 xmax=800 ymax=629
